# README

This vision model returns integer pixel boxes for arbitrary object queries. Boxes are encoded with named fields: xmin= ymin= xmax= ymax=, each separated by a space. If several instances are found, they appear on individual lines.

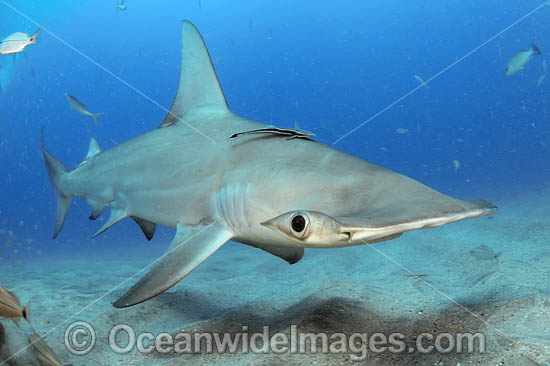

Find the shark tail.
xmin=91 ymin=113 xmax=103 ymax=126
xmin=40 ymin=128 xmax=73 ymax=239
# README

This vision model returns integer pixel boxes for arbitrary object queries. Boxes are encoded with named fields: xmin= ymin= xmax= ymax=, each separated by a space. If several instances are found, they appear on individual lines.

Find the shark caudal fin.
xmin=158 ymin=20 xmax=230 ymax=128
xmin=40 ymin=128 xmax=73 ymax=239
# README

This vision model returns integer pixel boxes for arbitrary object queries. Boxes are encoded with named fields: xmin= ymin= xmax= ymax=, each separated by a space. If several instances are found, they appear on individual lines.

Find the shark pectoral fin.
xmin=159 ymin=21 xmax=229 ymax=128
xmin=113 ymin=222 xmax=231 ymax=308
xmin=130 ymin=216 xmax=156 ymax=241
xmin=92 ymin=208 xmax=128 ymax=238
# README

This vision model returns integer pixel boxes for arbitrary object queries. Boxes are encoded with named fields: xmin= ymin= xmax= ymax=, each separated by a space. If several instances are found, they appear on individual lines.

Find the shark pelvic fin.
xmin=89 ymin=207 xmax=103 ymax=220
xmin=158 ymin=20 xmax=229 ymax=128
xmin=87 ymin=198 xmax=104 ymax=220
xmin=40 ymin=128 xmax=73 ymax=239
xmin=92 ymin=208 xmax=128 ymax=238
xmin=114 ymin=222 xmax=231 ymax=308
xmin=131 ymin=216 xmax=156 ymax=241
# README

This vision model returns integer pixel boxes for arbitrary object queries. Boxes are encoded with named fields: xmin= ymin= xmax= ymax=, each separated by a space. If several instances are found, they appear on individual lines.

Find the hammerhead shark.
xmin=41 ymin=21 xmax=497 ymax=308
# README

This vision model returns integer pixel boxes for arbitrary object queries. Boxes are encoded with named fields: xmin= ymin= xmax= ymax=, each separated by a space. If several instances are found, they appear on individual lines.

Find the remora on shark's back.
xmin=41 ymin=21 xmax=497 ymax=308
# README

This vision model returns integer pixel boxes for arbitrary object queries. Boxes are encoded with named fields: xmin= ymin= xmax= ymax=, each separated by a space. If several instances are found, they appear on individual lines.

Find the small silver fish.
xmin=505 ymin=43 xmax=541 ymax=76
xmin=0 ymin=29 xmax=40 ymax=55
xmin=453 ymin=159 xmax=460 ymax=171
xmin=27 ymin=333 xmax=62 ymax=366
xmin=470 ymin=244 xmax=499 ymax=262
xmin=0 ymin=284 xmax=29 ymax=324
xmin=64 ymin=93 xmax=103 ymax=126
xmin=414 ymin=74 xmax=429 ymax=89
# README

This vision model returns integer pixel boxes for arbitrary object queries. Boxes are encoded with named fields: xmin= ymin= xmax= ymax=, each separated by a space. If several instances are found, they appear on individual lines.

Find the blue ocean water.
xmin=0 ymin=0 xmax=548 ymax=287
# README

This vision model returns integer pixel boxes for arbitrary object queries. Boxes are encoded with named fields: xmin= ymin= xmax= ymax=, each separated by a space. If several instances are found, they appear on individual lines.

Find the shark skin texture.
xmin=40 ymin=21 xmax=497 ymax=308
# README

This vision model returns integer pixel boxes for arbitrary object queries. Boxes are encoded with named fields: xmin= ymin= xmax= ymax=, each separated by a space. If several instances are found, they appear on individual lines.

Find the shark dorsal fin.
xmin=159 ymin=21 xmax=229 ymax=128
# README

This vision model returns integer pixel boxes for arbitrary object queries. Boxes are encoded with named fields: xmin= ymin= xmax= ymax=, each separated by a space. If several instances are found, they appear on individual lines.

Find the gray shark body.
xmin=41 ymin=21 xmax=496 ymax=308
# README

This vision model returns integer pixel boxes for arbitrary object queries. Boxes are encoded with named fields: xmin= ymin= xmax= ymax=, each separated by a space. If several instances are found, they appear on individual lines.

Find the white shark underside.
xmin=41 ymin=21 xmax=497 ymax=308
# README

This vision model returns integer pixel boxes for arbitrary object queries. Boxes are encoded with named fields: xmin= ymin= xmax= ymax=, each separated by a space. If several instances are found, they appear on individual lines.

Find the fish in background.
xmin=414 ymin=74 xmax=429 ymax=89
xmin=27 ymin=334 xmax=62 ymax=366
xmin=115 ymin=0 xmax=127 ymax=12
xmin=537 ymin=74 xmax=545 ymax=87
xmin=64 ymin=93 xmax=103 ymax=126
xmin=0 ymin=29 xmax=40 ymax=56
xmin=505 ymin=43 xmax=541 ymax=76
xmin=0 ymin=285 xmax=29 ymax=324
xmin=453 ymin=160 xmax=461 ymax=171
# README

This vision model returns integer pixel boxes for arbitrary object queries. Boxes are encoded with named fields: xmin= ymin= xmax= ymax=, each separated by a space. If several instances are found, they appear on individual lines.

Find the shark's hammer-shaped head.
xmin=260 ymin=196 xmax=496 ymax=249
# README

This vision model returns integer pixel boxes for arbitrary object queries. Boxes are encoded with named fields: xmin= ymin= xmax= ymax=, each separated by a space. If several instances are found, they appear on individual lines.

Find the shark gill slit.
xmin=216 ymin=184 xmax=248 ymax=232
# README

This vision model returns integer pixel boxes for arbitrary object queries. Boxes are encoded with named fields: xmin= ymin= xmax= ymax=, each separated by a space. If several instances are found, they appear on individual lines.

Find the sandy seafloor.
xmin=1 ymin=185 xmax=550 ymax=366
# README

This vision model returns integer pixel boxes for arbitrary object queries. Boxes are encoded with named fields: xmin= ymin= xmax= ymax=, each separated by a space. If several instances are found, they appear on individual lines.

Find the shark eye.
xmin=290 ymin=213 xmax=309 ymax=238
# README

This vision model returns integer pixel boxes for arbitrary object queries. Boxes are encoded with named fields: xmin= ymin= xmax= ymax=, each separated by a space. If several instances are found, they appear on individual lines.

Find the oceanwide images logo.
xmin=65 ymin=322 xmax=486 ymax=361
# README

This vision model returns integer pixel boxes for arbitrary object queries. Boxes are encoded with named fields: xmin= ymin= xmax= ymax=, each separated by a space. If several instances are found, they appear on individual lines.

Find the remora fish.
xmin=0 ymin=285 xmax=29 ymax=323
xmin=64 ymin=93 xmax=103 ymax=126
xmin=230 ymin=124 xmax=314 ymax=140
xmin=0 ymin=28 xmax=40 ymax=55
xmin=505 ymin=43 xmax=541 ymax=76
xmin=41 ymin=21 xmax=497 ymax=308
